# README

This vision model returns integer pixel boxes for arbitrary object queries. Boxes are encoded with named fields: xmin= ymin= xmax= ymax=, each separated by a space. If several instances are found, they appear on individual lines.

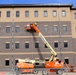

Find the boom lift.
xmin=16 ymin=23 xmax=64 ymax=75
xmin=26 ymin=23 xmax=57 ymax=62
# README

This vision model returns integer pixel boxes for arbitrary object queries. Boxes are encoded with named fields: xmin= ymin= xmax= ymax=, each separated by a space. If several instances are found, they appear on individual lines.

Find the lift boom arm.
xmin=26 ymin=23 xmax=57 ymax=61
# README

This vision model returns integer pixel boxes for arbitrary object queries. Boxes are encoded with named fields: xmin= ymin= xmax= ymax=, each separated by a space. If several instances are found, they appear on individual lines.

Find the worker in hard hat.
xmin=34 ymin=22 xmax=38 ymax=26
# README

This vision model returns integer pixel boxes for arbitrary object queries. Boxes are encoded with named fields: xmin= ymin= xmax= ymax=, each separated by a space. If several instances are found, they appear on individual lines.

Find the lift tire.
xmin=33 ymin=70 xmax=38 ymax=74
xmin=42 ymin=71 xmax=48 ymax=75
xmin=56 ymin=69 xmax=63 ymax=75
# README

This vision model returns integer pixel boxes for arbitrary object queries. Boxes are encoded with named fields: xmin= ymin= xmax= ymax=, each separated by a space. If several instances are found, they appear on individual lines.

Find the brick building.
xmin=0 ymin=4 xmax=76 ymax=69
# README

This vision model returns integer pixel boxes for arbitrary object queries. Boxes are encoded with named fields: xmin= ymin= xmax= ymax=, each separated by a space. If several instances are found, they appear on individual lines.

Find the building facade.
xmin=0 ymin=4 xmax=76 ymax=69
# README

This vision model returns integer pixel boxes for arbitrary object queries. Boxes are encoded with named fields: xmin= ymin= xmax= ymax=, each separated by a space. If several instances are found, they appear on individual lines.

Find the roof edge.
xmin=0 ymin=4 xmax=73 ymax=8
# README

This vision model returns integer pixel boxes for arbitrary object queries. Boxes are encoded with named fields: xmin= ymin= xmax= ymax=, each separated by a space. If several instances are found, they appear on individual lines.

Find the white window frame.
xmin=53 ymin=25 xmax=58 ymax=32
xmin=15 ymin=26 xmax=20 ymax=32
xmin=53 ymin=10 xmax=57 ymax=17
xmin=74 ymin=13 xmax=76 ymax=19
xmin=62 ymin=10 xmax=66 ymax=17
xmin=44 ymin=25 xmax=48 ymax=32
xmin=25 ymin=11 xmax=29 ymax=17
xmin=15 ymin=42 xmax=20 ymax=49
xmin=44 ymin=10 xmax=48 ymax=17
xmin=7 ymin=11 xmax=10 ymax=17
xmin=6 ymin=26 xmax=10 ymax=33
xmin=6 ymin=42 xmax=10 ymax=49
xmin=34 ymin=10 xmax=38 ymax=17
xmin=63 ymin=25 xmax=67 ymax=32
xmin=16 ymin=11 xmax=20 ymax=17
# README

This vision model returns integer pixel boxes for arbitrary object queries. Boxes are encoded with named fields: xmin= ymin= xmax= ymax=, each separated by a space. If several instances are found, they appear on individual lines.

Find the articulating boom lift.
xmin=26 ymin=23 xmax=57 ymax=61
xmin=16 ymin=23 xmax=64 ymax=75
xmin=25 ymin=22 xmax=64 ymax=67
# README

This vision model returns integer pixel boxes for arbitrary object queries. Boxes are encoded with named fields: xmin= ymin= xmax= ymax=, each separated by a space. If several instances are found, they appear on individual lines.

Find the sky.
xmin=0 ymin=0 xmax=76 ymax=6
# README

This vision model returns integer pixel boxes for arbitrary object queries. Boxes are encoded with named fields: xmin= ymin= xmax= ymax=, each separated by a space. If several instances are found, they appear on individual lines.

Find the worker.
xmin=34 ymin=22 xmax=38 ymax=26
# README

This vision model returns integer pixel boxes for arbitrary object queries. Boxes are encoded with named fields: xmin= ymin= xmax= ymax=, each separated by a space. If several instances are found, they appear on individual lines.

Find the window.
xmin=7 ymin=11 xmax=10 ymax=17
xmin=45 ymin=44 xmax=48 ymax=48
xmin=0 ymin=26 xmax=1 ymax=32
xmin=35 ymin=42 xmax=39 ymax=48
xmin=44 ymin=10 xmax=48 ymax=17
xmin=0 ymin=11 xmax=1 ymax=17
xmin=74 ymin=13 xmax=76 ymax=19
xmin=5 ymin=59 xmax=9 ymax=66
xmin=44 ymin=25 xmax=48 ymax=32
xmin=35 ymin=63 xmax=39 ymax=65
xmin=75 ymin=27 xmax=76 ymax=32
xmin=6 ymin=43 xmax=10 ymax=49
xmin=54 ymin=26 xmax=58 ymax=32
xmin=45 ymin=58 xmax=49 ymax=61
xmin=54 ymin=42 xmax=58 ymax=48
xmin=25 ymin=43 xmax=29 ymax=48
xmin=6 ymin=27 xmax=10 ymax=33
xmin=15 ymin=59 xmax=18 ymax=65
xmin=65 ymin=58 xmax=69 ymax=64
xmin=16 ymin=11 xmax=20 ymax=17
xmin=62 ymin=10 xmax=66 ymax=17
xmin=64 ymin=42 xmax=68 ymax=48
xmin=34 ymin=11 xmax=38 ymax=17
xmin=25 ymin=11 xmax=29 ymax=17
xmin=15 ymin=43 xmax=19 ymax=49
xmin=15 ymin=27 xmax=20 ymax=32
xmin=53 ymin=10 xmax=57 ymax=17
xmin=63 ymin=25 xmax=67 ymax=32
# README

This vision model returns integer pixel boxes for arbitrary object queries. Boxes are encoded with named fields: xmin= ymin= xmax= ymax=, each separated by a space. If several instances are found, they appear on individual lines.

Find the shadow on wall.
xmin=31 ymin=31 xmax=44 ymax=60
